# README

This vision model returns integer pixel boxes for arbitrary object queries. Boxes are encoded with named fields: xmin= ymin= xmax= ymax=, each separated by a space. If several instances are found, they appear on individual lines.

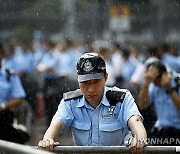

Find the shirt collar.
xmin=77 ymin=87 xmax=110 ymax=108
xmin=101 ymin=87 xmax=110 ymax=107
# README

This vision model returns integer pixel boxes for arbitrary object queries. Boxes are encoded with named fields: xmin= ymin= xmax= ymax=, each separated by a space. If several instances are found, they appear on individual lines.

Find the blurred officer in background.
xmin=138 ymin=61 xmax=180 ymax=145
xmin=37 ymin=40 xmax=60 ymax=125
xmin=157 ymin=43 xmax=180 ymax=73
xmin=130 ymin=46 xmax=159 ymax=137
xmin=38 ymin=52 xmax=147 ymax=153
xmin=98 ymin=47 xmax=116 ymax=86
xmin=0 ymin=42 xmax=29 ymax=144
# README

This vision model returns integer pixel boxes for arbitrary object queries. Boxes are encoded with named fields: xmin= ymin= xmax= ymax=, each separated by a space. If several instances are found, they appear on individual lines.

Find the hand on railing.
xmin=38 ymin=139 xmax=60 ymax=152
xmin=125 ymin=134 xmax=147 ymax=154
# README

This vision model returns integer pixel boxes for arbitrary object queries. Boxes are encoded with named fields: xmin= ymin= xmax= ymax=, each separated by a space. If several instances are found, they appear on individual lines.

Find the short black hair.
xmin=147 ymin=46 xmax=158 ymax=57
xmin=43 ymin=40 xmax=55 ymax=48
xmin=0 ymin=42 xmax=4 ymax=55
xmin=122 ymin=48 xmax=130 ymax=59
xmin=4 ymin=43 xmax=15 ymax=54
xmin=160 ymin=43 xmax=171 ymax=53
xmin=147 ymin=61 xmax=167 ymax=78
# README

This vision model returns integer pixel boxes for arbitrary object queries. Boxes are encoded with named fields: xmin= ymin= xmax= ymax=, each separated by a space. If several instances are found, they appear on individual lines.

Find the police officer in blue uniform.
xmin=138 ymin=61 xmax=180 ymax=145
xmin=38 ymin=52 xmax=147 ymax=153
xmin=37 ymin=40 xmax=60 ymax=125
xmin=0 ymin=43 xmax=29 ymax=144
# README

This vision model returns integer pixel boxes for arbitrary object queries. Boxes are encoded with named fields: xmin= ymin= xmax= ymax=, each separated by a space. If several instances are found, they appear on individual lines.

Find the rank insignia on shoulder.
xmin=63 ymin=89 xmax=83 ymax=101
xmin=106 ymin=90 xmax=126 ymax=106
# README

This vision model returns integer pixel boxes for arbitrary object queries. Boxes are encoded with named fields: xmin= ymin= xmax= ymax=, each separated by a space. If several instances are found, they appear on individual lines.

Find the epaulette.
xmin=5 ymin=68 xmax=16 ymax=82
xmin=106 ymin=88 xmax=126 ymax=106
xmin=63 ymin=89 xmax=83 ymax=101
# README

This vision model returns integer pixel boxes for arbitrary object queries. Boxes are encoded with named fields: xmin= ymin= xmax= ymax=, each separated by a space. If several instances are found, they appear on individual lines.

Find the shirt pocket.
xmin=71 ymin=121 xmax=91 ymax=146
xmin=99 ymin=122 xmax=125 ymax=146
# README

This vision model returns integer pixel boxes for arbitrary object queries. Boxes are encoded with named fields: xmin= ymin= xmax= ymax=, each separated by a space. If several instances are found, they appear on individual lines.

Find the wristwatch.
xmin=166 ymin=87 xmax=176 ymax=94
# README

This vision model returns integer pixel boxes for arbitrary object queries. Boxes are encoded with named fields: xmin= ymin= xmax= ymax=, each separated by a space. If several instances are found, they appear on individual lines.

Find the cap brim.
xmin=78 ymin=73 xmax=104 ymax=82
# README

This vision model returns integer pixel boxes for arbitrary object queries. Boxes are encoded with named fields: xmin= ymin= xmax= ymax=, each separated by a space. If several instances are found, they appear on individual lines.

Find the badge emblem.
xmin=109 ymin=106 xmax=115 ymax=116
xmin=83 ymin=60 xmax=94 ymax=72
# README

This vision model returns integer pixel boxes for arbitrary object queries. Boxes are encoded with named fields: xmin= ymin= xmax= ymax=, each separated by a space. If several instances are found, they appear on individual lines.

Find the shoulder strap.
xmin=63 ymin=89 xmax=83 ymax=101
xmin=106 ymin=89 xmax=126 ymax=106
xmin=5 ymin=69 xmax=15 ymax=82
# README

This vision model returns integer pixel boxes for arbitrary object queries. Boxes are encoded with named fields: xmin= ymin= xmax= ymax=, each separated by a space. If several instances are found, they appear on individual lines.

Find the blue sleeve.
xmin=53 ymin=99 xmax=74 ymax=133
xmin=148 ymin=83 xmax=155 ymax=104
xmin=29 ymin=54 xmax=36 ymax=71
xmin=10 ymin=74 xmax=26 ymax=98
xmin=119 ymin=91 xmax=143 ymax=128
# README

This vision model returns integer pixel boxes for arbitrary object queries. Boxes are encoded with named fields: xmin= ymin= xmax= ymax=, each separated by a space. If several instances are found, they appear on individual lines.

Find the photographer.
xmin=138 ymin=61 xmax=180 ymax=145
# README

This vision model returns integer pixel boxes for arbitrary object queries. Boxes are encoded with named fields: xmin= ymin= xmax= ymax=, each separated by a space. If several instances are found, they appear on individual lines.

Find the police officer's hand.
xmin=37 ymin=66 xmax=55 ymax=73
xmin=38 ymin=139 xmax=60 ymax=152
xmin=144 ymin=65 xmax=159 ymax=82
xmin=125 ymin=134 xmax=147 ymax=154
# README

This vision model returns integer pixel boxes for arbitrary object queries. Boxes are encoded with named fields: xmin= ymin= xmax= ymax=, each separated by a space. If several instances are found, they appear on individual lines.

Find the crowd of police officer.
xmin=0 ymin=37 xmax=180 ymax=145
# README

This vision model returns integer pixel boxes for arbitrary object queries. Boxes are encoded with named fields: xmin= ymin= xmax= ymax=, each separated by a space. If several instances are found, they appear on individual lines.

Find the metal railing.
xmin=53 ymin=146 xmax=179 ymax=154
xmin=0 ymin=140 xmax=53 ymax=154
xmin=1 ymin=140 xmax=180 ymax=154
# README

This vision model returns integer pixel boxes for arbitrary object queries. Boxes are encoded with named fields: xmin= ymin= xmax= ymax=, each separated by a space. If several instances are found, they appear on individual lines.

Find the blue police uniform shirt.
xmin=56 ymin=49 xmax=80 ymax=78
xmin=162 ymin=53 xmax=180 ymax=73
xmin=149 ymin=72 xmax=180 ymax=129
xmin=37 ymin=49 xmax=59 ymax=78
xmin=34 ymin=44 xmax=45 ymax=65
xmin=2 ymin=55 xmax=17 ymax=71
xmin=122 ymin=58 xmax=138 ymax=81
xmin=0 ymin=68 xmax=26 ymax=104
xmin=13 ymin=47 xmax=36 ymax=73
xmin=53 ymin=86 xmax=142 ymax=146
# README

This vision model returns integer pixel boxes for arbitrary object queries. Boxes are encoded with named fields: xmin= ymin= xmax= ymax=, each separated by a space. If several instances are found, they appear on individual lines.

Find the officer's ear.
xmin=105 ymin=72 xmax=108 ymax=82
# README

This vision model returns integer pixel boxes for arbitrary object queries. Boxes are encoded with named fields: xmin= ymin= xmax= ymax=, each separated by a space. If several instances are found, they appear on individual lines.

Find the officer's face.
xmin=79 ymin=74 xmax=108 ymax=107
xmin=154 ymin=72 xmax=169 ymax=87
xmin=153 ymin=77 xmax=161 ymax=86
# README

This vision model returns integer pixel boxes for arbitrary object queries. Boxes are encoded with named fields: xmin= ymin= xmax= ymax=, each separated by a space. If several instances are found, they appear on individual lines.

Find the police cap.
xmin=76 ymin=52 xmax=106 ymax=82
